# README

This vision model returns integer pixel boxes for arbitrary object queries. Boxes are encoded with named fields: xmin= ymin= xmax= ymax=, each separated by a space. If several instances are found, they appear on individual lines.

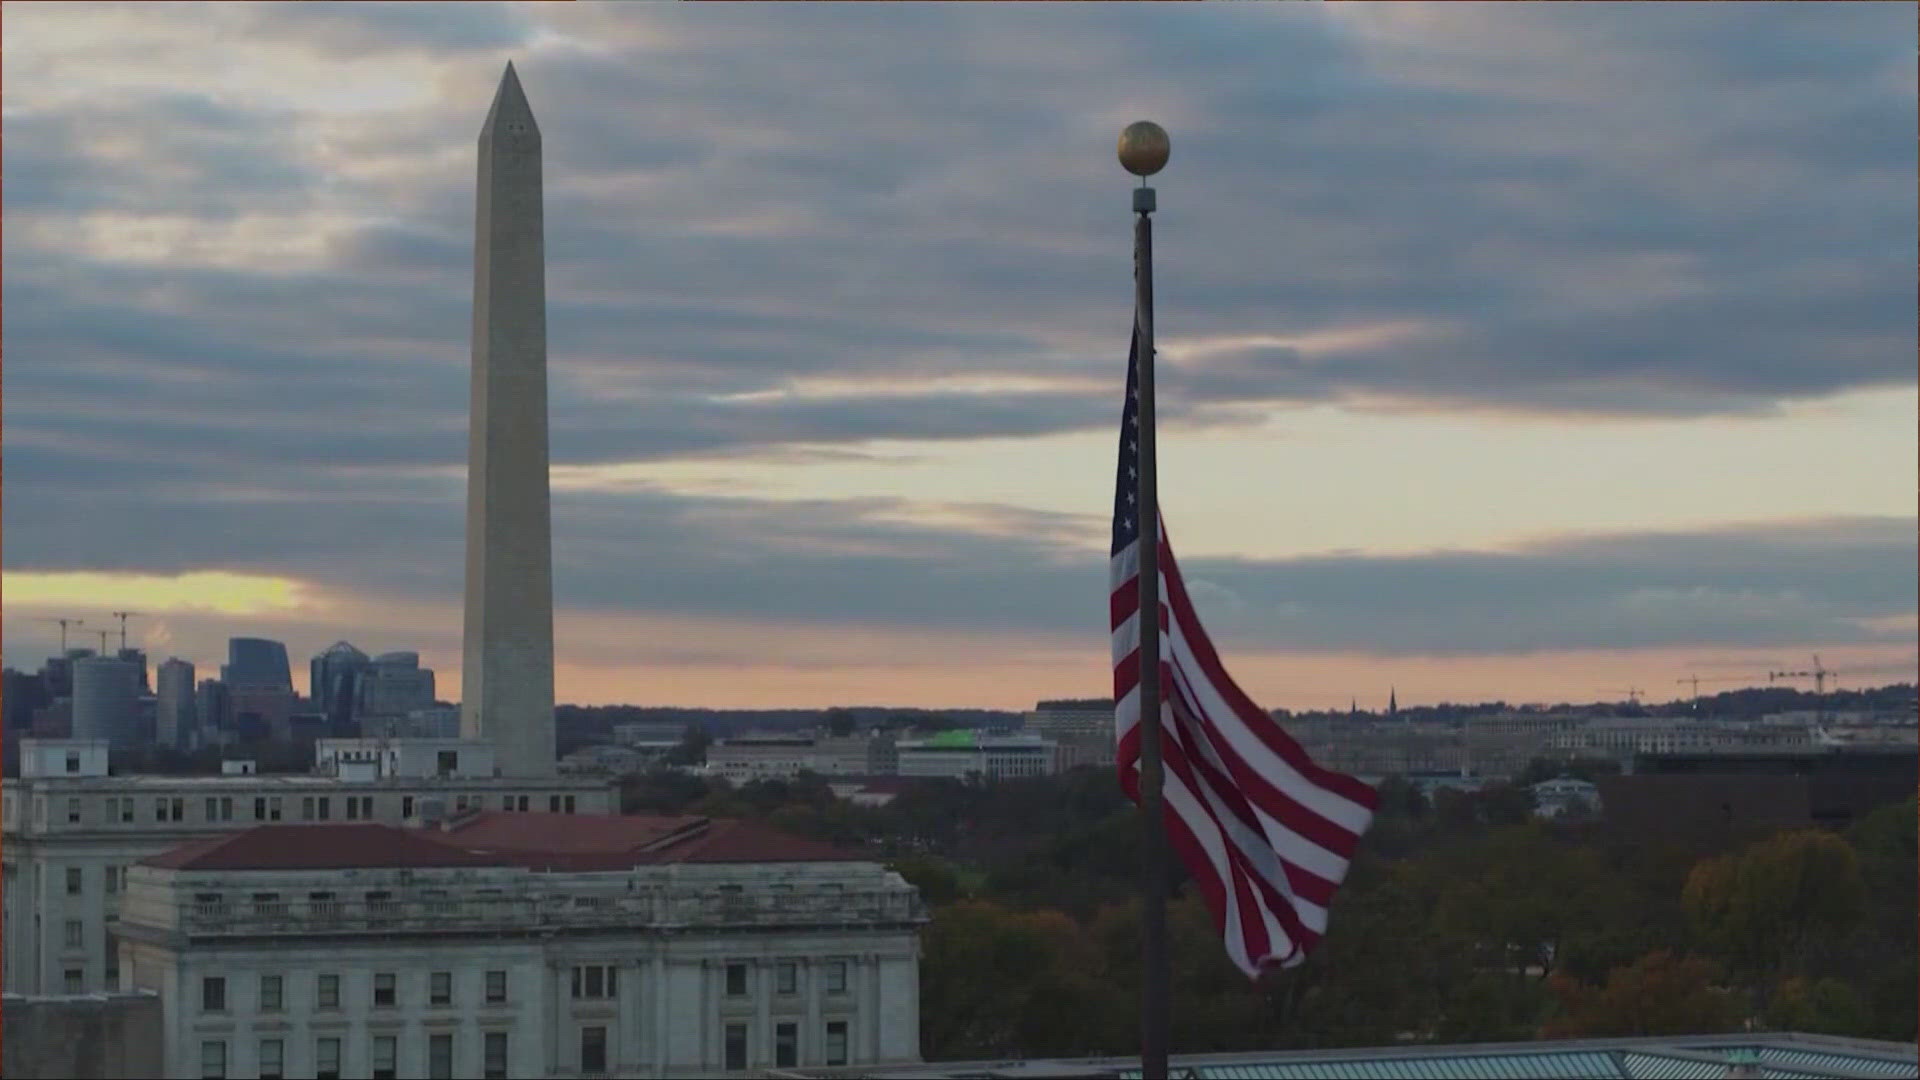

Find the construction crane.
xmin=1769 ymin=654 xmax=1840 ymax=695
xmin=109 ymin=611 xmax=145 ymax=652
xmin=93 ymin=629 xmax=112 ymax=654
xmin=1600 ymin=687 xmax=1646 ymax=704
xmin=41 ymin=617 xmax=85 ymax=653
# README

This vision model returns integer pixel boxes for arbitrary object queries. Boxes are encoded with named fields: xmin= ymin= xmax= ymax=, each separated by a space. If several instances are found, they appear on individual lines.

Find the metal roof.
xmin=1756 ymin=1047 xmax=1920 ymax=1079
xmin=803 ymin=1035 xmax=1919 ymax=1080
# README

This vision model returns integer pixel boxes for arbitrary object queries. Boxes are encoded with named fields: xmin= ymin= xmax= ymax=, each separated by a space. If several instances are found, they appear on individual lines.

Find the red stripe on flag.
xmin=1158 ymin=540 xmax=1380 ymax=811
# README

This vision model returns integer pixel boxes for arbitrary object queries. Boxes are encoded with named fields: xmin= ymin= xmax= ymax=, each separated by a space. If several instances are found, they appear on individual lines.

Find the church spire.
xmin=1389 ymin=687 xmax=1398 ymax=717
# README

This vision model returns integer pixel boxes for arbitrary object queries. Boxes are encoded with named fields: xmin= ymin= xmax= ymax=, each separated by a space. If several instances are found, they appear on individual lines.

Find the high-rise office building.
xmin=115 ymin=648 xmax=150 ymax=693
xmin=156 ymin=659 xmax=198 ymax=749
xmin=361 ymin=651 xmax=437 ymax=718
xmin=195 ymin=679 xmax=232 ymax=746
xmin=222 ymin=637 xmax=292 ymax=691
xmin=310 ymin=641 xmax=372 ymax=730
xmin=71 ymin=656 xmax=141 ymax=749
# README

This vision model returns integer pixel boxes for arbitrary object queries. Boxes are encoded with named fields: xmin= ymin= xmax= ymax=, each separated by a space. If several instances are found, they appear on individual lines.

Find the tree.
xmin=825 ymin=708 xmax=857 ymax=738
xmin=1542 ymin=951 xmax=1741 ymax=1038
xmin=1683 ymin=829 xmax=1866 ymax=993
xmin=664 ymin=722 xmax=709 ymax=767
xmin=889 ymin=854 xmax=964 ymax=907
xmin=1763 ymin=977 xmax=1872 ymax=1036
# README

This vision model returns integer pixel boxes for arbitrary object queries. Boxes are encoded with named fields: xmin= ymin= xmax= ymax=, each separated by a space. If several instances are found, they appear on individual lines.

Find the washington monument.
xmin=462 ymin=62 xmax=556 ymax=776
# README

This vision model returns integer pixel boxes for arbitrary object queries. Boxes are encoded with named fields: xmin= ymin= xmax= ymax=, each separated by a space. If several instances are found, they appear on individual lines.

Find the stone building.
xmin=117 ymin=814 xmax=925 ymax=1078
xmin=2 ymin=737 xmax=613 ymax=997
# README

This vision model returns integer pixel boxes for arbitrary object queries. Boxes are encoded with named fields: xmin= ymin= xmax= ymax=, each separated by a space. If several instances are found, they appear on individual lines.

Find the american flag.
xmin=1110 ymin=329 xmax=1379 ymax=977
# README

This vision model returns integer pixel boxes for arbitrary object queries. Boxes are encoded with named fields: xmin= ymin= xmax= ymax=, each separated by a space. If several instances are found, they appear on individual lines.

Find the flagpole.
xmin=1121 ymin=120 xmax=1171 ymax=1080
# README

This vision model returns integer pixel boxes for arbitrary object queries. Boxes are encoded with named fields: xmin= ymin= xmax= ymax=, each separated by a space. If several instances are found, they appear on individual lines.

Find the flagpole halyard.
xmin=1120 ymin=118 xmax=1171 ymax=1080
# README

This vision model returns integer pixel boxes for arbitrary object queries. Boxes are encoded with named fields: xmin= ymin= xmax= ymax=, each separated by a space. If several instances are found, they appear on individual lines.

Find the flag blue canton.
xmin=1112 ymin=331 xmax=1142 ymax=556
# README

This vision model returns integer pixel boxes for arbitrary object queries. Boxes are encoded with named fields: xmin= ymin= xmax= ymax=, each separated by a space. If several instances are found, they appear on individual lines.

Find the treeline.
xmin=619 ymin=765 xmax=1917 ymax=1058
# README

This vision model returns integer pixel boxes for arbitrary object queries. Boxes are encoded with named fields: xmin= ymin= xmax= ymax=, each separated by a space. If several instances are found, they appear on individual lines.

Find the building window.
xmin=200 ymin=1039 xmax=227 ymax=1080
xmin=64 ymin=919 xmax=83 ymax=949
xmin=258 ymin=1039 xmax=284 ymax=1080
xmin=267 ymin=796 xmax=281 ymax=821
xmin=776 ymin=961 xmax=797 ymax=995
xmin=346 ymin=796 xmax=361 ymax=820
xmin=486 ymin=969 xmax=507 ymax=1004
xmin=66 ymin=866 xmax=83 ymax=895
xmin=171 ymin=798 xmax=184 ymax=822
xmin=66 ymin=752 xmax=81 ymax=774
xmin=775 ymin=1022 xmax=798 ymax=1068
xmin=67 ymin=798 xmax=82 ymax=824
xmin=259 ymin=973 xmax=283 ymax=1012
xmin=301 ymin=797 xmax=314 ymax=820
xmin=825 ymin=1021 xmax=849 ymax=1066
xmin=437 ymin=750 xmax=458 ymax=776
xmin=254 ymin=797 xmax=267 ymax=821
xmin=580 ymin=1026 xmax=607 ymax=1075
xmin=825 ymin=959 xmax=848 ymax=994
xmin=428 ymin=1033 xmax=453 ymax=1080
xmin=205 ymin=797 xmax=218 ymax=821
xmin=571 ymin=964 xmax=617 ymax=1000
xmin=725 ymin=962 xmax=748 ymax=997
xmin=119 ymin=798 xmax=133 ymax=823
xmin=564 ymin=795 xmax=577 ymax=814
xmin=63 ymin=968 xmax=84 ymax=994
xmin=105 ymin=866 xmax=119 ymax=894
xmin=483 ymin=1032 xmax=508 ymax=1080
xmin=430 ymin=970 xmax=452 ymax=1006
xmin=316 ymin=1037 xmax=341 ymax=1080
xmin=549 ymin=795 xmax=561 ymax=812
xmin=724 ymin=1024 xmax=748 ymax=1072
xmin=317 ymin=973 xmax=340 ymax=1009
xmin=156 ymin=798 xmax=169 ymax=822
xmin=316 ymin=797 xmax=330 ymax=820
xmin=373 ymin=971 xmax=396 ymax=1007
xmin=202 ymin=975 xmax=226 ymax=1012
xmin=372 ymin=1035 xmax=397 ymax=1080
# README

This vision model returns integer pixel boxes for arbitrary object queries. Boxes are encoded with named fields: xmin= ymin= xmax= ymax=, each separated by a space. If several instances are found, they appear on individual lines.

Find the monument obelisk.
xmin=462 ymin=61 xmax=556 ymax=776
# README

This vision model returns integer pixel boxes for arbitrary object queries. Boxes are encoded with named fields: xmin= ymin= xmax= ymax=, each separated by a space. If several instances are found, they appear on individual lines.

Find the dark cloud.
xmin=235 ymin=3 xmax=536 ymax=59
xmin=2 ymin=3 xmax=1914 ymax=662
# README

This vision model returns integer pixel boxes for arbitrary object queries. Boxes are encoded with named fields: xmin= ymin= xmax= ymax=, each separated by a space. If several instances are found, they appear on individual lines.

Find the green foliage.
xmin=1683 ymin=829 xmax=1866 ymax=988
xmin=890 ymin=854 xmax=965 ymax=908
xmin=825 ymin=708 xmax=858 ymax=737
xmin=1764 ymin=977 xmax=1873 ymax=1037
xmin=618 ymin=758 xmax=1916 ymax=1054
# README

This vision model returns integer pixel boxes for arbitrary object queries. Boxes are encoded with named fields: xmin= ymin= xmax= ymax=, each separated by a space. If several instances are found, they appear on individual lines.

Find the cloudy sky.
xmin=4 ymin=2 xmax=1914 ymax=711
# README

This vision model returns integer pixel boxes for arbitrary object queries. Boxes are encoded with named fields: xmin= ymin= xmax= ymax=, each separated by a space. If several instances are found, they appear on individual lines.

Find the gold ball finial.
xmin=1118 ymin=121 xmax=1170 ymax=177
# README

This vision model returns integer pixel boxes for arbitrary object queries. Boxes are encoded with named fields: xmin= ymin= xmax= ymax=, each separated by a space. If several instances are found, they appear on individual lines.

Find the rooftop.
xmin=780 ymin=1033 xmax=1919 ymax=1080
xmin=138 ymin=812 xmax=868 ymax=873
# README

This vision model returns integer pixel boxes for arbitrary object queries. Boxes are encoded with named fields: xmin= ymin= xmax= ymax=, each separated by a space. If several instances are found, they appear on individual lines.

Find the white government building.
xmin=896 ymin=730 xmax=1058 ymax=780
xmin=2 ymin=737 xmax=615 ymax=998
xmin=117 ymin=811 xmax=925 ymax=1079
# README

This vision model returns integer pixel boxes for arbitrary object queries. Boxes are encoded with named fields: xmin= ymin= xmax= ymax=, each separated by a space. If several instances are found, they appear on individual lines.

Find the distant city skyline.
xmin=3 ymin=3 xmax=1914 ymax=711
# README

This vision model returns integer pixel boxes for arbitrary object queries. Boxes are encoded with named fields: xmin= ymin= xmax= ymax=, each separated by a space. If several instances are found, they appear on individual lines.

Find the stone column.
xmin=754 ymin=959 xmax=773 ymax=1067
xmin=652 ymin=954 xmax=671 ymax=1078
xmin=804 ymin=958 xmax=822 ymax=1065
xmin=865 ymin=951 xmax=882 ymax=1062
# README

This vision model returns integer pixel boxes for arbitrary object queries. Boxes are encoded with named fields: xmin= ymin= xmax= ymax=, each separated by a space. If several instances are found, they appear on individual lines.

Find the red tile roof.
xmin=141 ymin=824 xmax=507 ymax=871
xmin=440 ymin=812 xmax=865 ymax=870
xmin=141 ymin=814 xmax=867 ymax=873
